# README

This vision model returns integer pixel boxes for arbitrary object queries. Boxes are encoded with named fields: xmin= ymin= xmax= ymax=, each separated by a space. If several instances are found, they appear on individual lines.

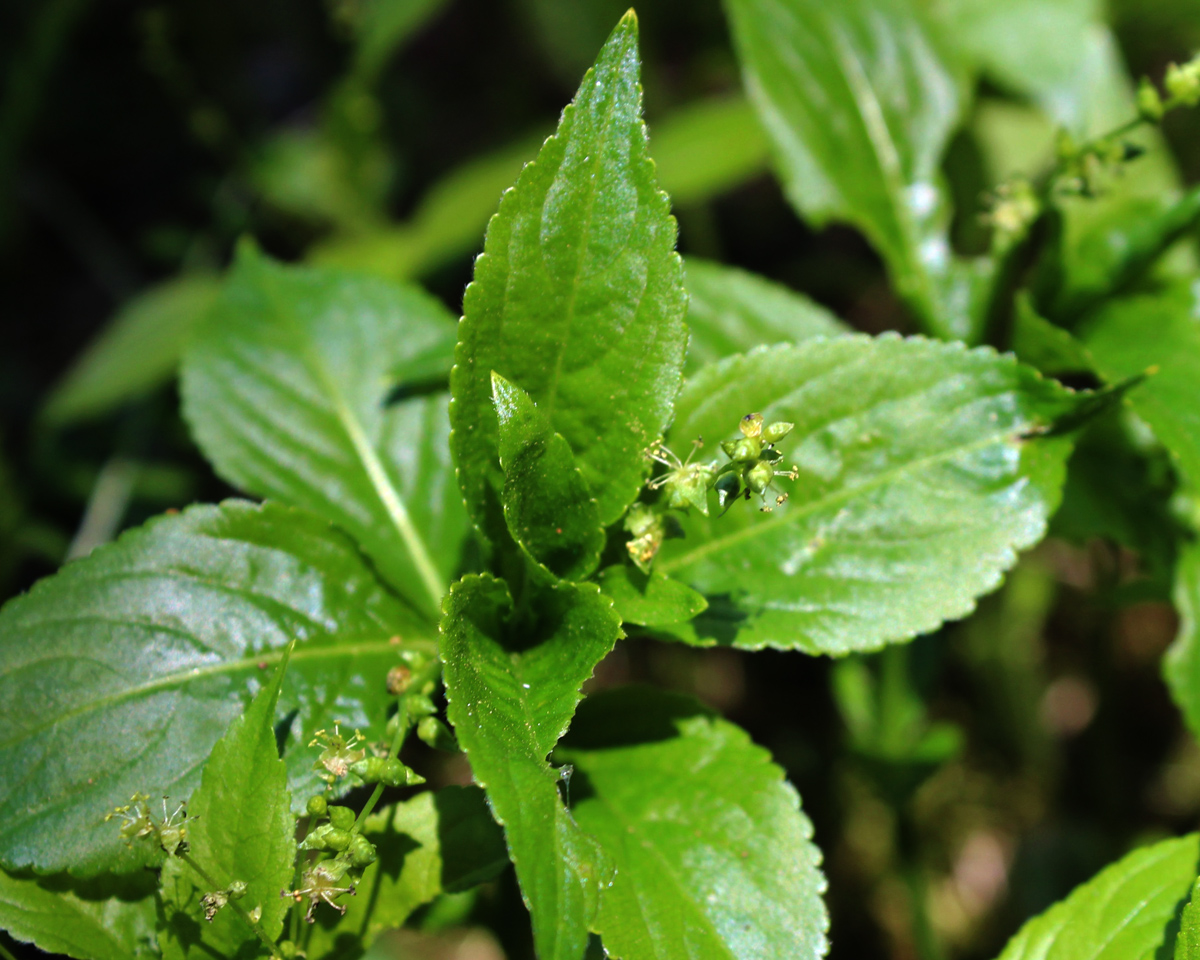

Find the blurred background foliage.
xmin=4 ymin=1 xmax=1200 ymax=958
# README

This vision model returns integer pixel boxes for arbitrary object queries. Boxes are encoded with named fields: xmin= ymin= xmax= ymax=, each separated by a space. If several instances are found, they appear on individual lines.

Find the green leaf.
xmin=492 ymin=373 xmax=605 ymax=581
xmin=159 ymin=647 xmax=296 ymax=958
xmin=0 ymin=499 xmax=432 ymax=876
xmin=683 ymin=258 xmax=847 ymax=375
xmin=994 ymin=833 xmax=1200 ymax=960
xmin=649 ymin=97 xmax=769 ymax=207
xmin=724 ymin=0 xmax=981 ymax=339
xmin=558 ymin=687 xmax=828 ymax=960
xmin=305 ymin=786 xmax=508 ymax=960
xmin=1081 ymin=284 xmax=1200 ymax=487
xmin=42 ymin=275 xmax=220 ymax=427
xmin=1166 ymin=541 xmax=1200 ymax=742
xmin=440 ymin=574 xmax=621 ymax=960
xmin=1177 ymin=877 xmax=1200 ymax=960
xmin=311 ymin=94 xmax=768 ymax=285
xmin=181 ymin=248 xmax=464 ymax=619
xmin=350 ymin=0 xmax=449 ymax=80
xmin=1010 ymin=293 xmax=1093 ymax=376
xmin=450 ymin=11 xmax=688 ymax=545
xmin=657 ymin=336 xmax=1079 ymax=653
xmin=930 ymin=0 xmax=1101 ymax=127
xmin=1046 ymin=187 xmax=1200 ymax=321
xmin=0 ymin=869 xmax=157 ymax=960
xmin=597 ymin=565 xmax=707 ymax=628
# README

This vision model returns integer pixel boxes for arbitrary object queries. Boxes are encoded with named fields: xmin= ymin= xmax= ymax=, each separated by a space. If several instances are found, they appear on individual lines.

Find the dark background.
xmin=3 ymin=1 xmax=1200 ymax=958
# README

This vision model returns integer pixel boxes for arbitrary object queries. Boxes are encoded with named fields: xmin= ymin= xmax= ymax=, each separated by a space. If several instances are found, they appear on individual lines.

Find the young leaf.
xmin=724 ymin=0 xmax=981 ymax=339
xmin=994 ymin=833 xmax=1200 ymax=960
xmin=181 ymin=248 xmax=464 ymax=619
xmin=597 ymin=565 xmax=708 ymax=627
xmin=42 ymin=275 xmax=220 ymax=427
xmin=1081 ymin=284 xmax=1200 ymax=487
xmin=657 ymin=336 xmax=1080 ymax=653
xmin=304 ymin=786 xmax=508 ymax=960
xmin=683 ymin=258 xmax=847 ymax=375
xmin=492 ymin=373 xmax=605 ymax=581
xmin=0 ymin=500 xmax=431 ymax=876
xmin=451 ymin=11 xmax=688 ymax=546
xmin=0 ymin=869 xmax=157 ymax=960
xmin=440 ymin=574 xmax=621 ymax=960
xmin=158 ymin=647 xmax=296 ymax=958
xmin=559 ymin=688 xmax=828 ymax=960
xmin=1177 ymin=877 xmax=1200 ymax=960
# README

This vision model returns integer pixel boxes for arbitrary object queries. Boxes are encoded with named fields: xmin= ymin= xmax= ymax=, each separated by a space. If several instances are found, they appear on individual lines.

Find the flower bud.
xmin=1138 ymin=78 xmax=1164 ymax=121
xmin=327 ymin=805 xmax=355 ymax=831
xmin=227 ymin=880 xmax=248 ymax=900
xmin=279 ymin=941 xmax=299 ymax=959
xmin=306 ymin=795 xmax=328 ymax=818
xmin=1166 ymin=58 xmax=1200 ymax=106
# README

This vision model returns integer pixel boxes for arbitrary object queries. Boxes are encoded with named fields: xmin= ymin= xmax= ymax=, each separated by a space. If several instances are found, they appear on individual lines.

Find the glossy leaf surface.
xmin=658 ymin=337 xmax=1079 ymax=653
xmin=683 ymin=258 xmax=847 ymax=375
xmin=493 ymin=374 xmax=605 ymax=581
xmin=0 ymin=870 xmax=156 ymax=960
xmin=451 ymin=12 xmax=688 ymax=543
xmin=440 ymin=574 xmax=620 ymax=960
xmin=159 ymin=650 xmax=296 ymax=958
xmin=305 ymin=786 xmax=508 ymax=960
xmin=182 ymin=248 xmax=463 ymax=619
xmin=724 ymin=0 xmax=974 ymax=337
xmin=597 ymin=565 xmax=708 ymax=628
xmin=560 ymin=688 xmax=828 ymax=960
xmin=0 ymin=500 xmax=431 ymax=876
xmin=1082 ymin=284 xmax=1200 ymax=487
xmin=995 ymin=833 xmax=1200 ymax=960
xmin=1178 ymin=877 xmax=1200 ymax=960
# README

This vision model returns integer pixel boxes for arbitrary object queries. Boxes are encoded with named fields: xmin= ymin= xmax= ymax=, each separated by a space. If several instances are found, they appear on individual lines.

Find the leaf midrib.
xmin=260 ymin=275 xmax=446 ymax=617
xmin=659 ymin=430 xmax=1022 ymax=573
xmin=0 ymin=638 xmax=432 ymax=751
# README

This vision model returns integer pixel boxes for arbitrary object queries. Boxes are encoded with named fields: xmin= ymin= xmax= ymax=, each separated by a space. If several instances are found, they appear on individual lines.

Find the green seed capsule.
xmin=306 ymin=795 xmax=328 ymax=818
xmin=323 ymin=827 xmax=352 ymax=852
xmin=328 ymin=805 xmax=355 ymax=831
xmin=747 ymin=460 xmax=775 ymax=495
xmin=417 ymin=716 xmax=459 ymax=752
xmin=761 ymin=421 xmax=794 ymax=444
xmin=350 ymin=756 xmax=386 ymax=782
xmin=379 ymin=758 xmax=409 ymax=787
xmin=728 ymin=437 xmax=761 ymax=463
xmin=348 ymin=834 xmax=378 ymax=868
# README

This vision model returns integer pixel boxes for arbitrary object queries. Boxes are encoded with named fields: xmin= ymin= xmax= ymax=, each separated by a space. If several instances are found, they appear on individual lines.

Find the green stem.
xmin=352 ymin=657 xmax=443 ymax=835
xmin=901 ymin=858 xmax=943 ymax=960
xmin=180 ymin=851 xmax=282 ymax=959
xmin=0 ymin=935 xmax=19 ymax=960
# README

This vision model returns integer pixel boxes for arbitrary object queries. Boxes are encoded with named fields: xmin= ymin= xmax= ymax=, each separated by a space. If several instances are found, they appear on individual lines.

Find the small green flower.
xmin=624 ymin=502 xmax=665 ymax=572
xmin=309 ymin=723 xmax=367 ymax=782
xmin=283 ymin=861 xmax=356 ymax=923
xmin=105 ymin=793 xmax=194 ymax=856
